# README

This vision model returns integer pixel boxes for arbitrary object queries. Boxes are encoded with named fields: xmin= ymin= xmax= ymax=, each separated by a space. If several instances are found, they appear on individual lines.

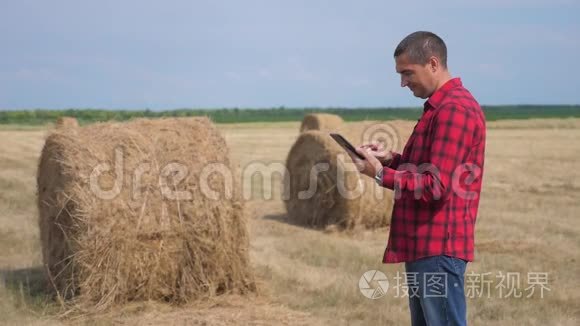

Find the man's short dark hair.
xmin=394 ymin=31 xmax=447 ymax=68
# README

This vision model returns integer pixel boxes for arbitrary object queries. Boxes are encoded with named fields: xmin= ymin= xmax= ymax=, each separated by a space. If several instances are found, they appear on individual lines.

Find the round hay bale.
xmin=55 ymin=117 xmax=79 ymax=129
xmin=37 ymin=117 xmax=255 ymax=310
xmin=284 ymin=129 xmax=391 ymax=229
xmin=283 ymin=120 xmax=414 ymax=229
xmin=299 ymin=113 xmax=343 ymax=133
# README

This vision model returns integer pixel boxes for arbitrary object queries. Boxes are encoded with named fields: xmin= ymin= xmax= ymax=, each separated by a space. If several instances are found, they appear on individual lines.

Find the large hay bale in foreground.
xmin=37 ymin=117 xmax=255 ymax=310
xmin=299 ymin=113 xmax=343 ymax=133
xmin=283 ymin=120 xmax=414 ymax=229
xmin=55 ymin=117 xmax=79 ymax=129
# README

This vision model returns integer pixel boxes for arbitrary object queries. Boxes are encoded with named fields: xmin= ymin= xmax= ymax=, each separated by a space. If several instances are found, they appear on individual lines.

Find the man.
xmin=348 ymin=31 xmax=486 ymax=325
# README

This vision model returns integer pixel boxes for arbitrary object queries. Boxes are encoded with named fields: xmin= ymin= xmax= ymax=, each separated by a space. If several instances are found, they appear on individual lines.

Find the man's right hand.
xmin=359 ymin=143 xmax=395 ymax=166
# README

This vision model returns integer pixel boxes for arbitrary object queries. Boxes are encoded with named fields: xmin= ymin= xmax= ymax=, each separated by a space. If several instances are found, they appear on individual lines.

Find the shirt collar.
xmin=423 ymin=77 xmax=462 ymax=112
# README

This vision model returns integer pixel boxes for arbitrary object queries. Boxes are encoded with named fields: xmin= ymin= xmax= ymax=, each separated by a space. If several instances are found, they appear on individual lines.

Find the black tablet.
xmin=329 ymin=133 xmax=365 ymax=160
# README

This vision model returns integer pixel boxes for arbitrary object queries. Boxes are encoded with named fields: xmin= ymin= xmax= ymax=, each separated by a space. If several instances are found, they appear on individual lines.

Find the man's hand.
xmin=345 ymin=146 xmax=383 ymax=179
xmin=360 ymin=142 xmax=394 ymax=166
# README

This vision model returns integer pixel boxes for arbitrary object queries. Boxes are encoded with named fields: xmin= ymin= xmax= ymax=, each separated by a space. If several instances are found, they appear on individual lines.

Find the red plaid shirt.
xmin=380 ymin=78 xmax=486 ymax=263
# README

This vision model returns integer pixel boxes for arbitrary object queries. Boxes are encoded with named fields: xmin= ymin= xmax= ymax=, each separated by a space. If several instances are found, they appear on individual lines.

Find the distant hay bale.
xmin=299 ymin=113 xmax=343 ymax=133
xmin=55 ymin=117 xmax=79 ymax=129
xmin=283 ymin=130 xmax=391 ymax=229
xmin=37 ymin=117 xmax=255 ymax=311
xmin=283 ymin=120 xmax=414 ymax=229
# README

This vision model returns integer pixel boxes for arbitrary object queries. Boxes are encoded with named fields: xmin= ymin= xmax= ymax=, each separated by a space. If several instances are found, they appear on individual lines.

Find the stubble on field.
xmin=0 ymin=119 xmax=578 ymax=325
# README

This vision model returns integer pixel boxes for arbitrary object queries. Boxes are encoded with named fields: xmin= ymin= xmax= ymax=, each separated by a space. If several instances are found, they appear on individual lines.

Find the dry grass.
xmin=0 ymin=119 xmax=579 ymax=325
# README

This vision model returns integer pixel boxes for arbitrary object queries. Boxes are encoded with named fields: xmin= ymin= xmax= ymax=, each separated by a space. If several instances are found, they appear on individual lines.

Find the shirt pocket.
xmin=406 ymin=120 xmax=432 ymax=160
xmin=412 ymin=114 xmax=433 ymax=138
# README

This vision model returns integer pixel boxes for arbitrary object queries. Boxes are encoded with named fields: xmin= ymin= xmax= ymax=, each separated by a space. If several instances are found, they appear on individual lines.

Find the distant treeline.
xmin=1 ymin=105 xmax=579 ymax=125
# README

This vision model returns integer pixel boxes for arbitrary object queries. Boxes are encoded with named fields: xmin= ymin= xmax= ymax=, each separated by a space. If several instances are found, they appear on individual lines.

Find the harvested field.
xmin=0 ymin=118 xmax=579 ymax=325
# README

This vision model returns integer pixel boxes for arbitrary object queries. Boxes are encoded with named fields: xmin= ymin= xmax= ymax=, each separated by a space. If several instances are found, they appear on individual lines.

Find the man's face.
xmin=395 ymin=53 xmax=436 ymax=99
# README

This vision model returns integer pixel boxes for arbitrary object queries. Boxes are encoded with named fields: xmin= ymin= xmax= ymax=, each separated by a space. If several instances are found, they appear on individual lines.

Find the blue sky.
xmin=0 ymin=0 xmax=579 ymax=109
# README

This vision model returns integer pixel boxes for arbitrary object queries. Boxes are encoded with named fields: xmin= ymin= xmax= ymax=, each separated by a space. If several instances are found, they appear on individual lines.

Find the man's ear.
xmin=429 ymin=56 xmax=439 ymax=73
